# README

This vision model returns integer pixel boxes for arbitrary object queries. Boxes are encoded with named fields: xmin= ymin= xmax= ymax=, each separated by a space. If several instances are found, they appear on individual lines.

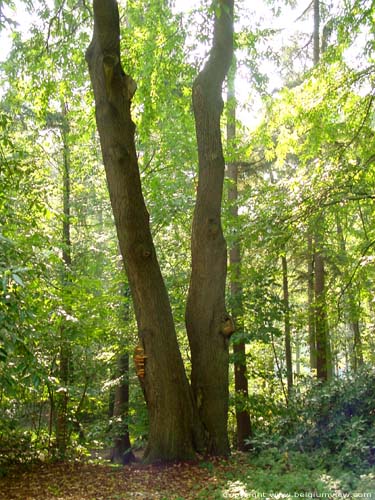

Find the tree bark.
xmin=295 ymin=336 xmax=301 ymax=377
xmin=312 ymin=0 xmax=331 ymax=382
xmin=226 ymin=58 xmax=252 ymax=451
xmin=352 ymin=318 xmax=364 ymax=370
xmin=281 ymin=254 xmax=293 ymax=398
xmin=110 ymin=353 xmax=136 ymax=464
xmin=186 ymin=0 xmax=234 ymax=456
xmin=307 ymin=233 xmax=317 ymax=371
xmin=307 ymin=0 xmax=320 ymax=374
xmin=86 ymin=0 xmax=197 ymax=463
xmin=314 ymin=239 xmax=331 ymax=381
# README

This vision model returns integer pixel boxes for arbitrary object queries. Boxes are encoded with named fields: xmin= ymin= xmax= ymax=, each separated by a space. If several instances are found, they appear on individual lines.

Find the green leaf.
xmin=11 ymin=273 xmax=24 ymax=286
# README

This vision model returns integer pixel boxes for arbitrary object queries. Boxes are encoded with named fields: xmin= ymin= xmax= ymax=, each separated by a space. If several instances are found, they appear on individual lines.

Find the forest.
xmin=0 ymin=0 xmax=375 ymax=498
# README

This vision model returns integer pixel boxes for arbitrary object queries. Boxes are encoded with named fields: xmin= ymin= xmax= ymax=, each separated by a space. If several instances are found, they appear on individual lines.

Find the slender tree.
xmin=110 ymin=352 xmax=135 ymax=464
xmin=307 ymin=233 xmax=317 ymax=371
xmin=226 ymin=58 xmax=252 ymax=450
xmin=281 ymin=253 xmax=293 ymax=398
xmin=314 ymin=234 xmax=330 ymax=380
xmin=312 ymin=0 xmax=331 ymax=381
xmin=55 ymin=101 xmax=72 ymax=459
xmin=313 ymin=0 xmax=320 ymax=66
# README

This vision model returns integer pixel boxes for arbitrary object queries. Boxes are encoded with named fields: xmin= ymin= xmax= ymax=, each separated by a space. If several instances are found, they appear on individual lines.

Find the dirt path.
xmin=0 ymin=459 xmax=239 ymax=499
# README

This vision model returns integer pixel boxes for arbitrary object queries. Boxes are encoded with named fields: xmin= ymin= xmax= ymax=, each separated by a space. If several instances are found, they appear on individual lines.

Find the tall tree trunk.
xmin=313 ymin=0 xmax=320 ymax=66
xmin=86 ymin=0 xmax=197 ymax=463
xmin=307 ymin=233 xmax=317 ymax=371
xmin=295 ymin=336 xmax=301 ymax=377
xmin=56 ymin=102 xmax=71 ymax=459
xmin=312 ymin=0 xmax=331 ymax=382
xmin=352 ymin=319 xmax=364 ymax=370
xmin=186 ymin=0 xmax=234 ymax=456
xmin=281 ymin=254 xmax=293 ymax=398
xmin=110 ymin=353 xmax=136 ymax=464
xmin=111 ymin=283 xmax=135 ymax=464
xmin=314 ymin=236 xmax=330 ymax=381
xmin=56 ymin=340 xmax=70 ymax=458
xmin=226 ymin=58 xmax=252 ymax=450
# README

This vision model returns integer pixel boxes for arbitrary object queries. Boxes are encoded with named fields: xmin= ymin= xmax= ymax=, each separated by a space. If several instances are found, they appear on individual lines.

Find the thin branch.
xmin=320 ymin=193 xmax=375 ymax=208
xmin=82 ymin=0 xmax=93 ymax=17
xmin=140 ymin=150 xmax=156 ymax=175
xmin=46 ymin=0 xmax=67 ymax=52
xmin=294 ymin=0 xmax=314 ymax=22
xmin=336 ymin=94 xmax=375 ymax=160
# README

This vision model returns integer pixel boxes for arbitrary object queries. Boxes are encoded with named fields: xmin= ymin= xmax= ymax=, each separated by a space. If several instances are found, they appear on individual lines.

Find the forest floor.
xmin=0 ymin=451 xmax=374 ymax=500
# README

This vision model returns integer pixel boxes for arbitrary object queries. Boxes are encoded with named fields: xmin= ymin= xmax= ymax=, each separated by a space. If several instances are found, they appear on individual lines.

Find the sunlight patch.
xmin=222 ymin=479 xmax=249 ymax=498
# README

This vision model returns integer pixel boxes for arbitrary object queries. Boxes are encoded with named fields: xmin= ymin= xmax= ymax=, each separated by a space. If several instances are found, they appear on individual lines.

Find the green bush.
xmin=0 ymin=421 xmax=47 ymax=469
xmin=251 ymin=366 xmax=375 ymax=473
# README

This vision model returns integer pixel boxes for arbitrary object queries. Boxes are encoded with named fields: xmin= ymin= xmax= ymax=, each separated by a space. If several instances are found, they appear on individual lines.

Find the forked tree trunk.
xmin=226 ymin=58 xmax=252 ymax=450
xmin=86 ymin=0 xmax=197 ymax=463
xmin=186 ymin=0 xmax=234 ymax=456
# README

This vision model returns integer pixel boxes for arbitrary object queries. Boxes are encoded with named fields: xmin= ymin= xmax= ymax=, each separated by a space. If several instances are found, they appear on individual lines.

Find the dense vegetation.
xmin=1 ymin=0 xmax=375 ymax=497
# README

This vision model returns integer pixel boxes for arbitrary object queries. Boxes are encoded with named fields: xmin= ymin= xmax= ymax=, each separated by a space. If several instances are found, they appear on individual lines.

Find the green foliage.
xmin=251 ymin=367 xmax=375 ymax=474
xmin=0 ymin=0 xmax=374 ymax=480
xmin=0 ymin=0 xmax=137 ymax=464
xmin=0 ymin=425 xmax=38 ymax=471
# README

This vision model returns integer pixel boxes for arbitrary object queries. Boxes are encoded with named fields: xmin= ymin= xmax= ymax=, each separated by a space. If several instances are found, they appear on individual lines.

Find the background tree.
xmin=226 ymin=57 xmax=253 ymax=450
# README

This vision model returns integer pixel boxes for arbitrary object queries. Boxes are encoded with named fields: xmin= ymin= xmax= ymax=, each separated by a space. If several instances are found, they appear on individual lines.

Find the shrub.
xmin=251 ymin=366 xmax=375 ymax=473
